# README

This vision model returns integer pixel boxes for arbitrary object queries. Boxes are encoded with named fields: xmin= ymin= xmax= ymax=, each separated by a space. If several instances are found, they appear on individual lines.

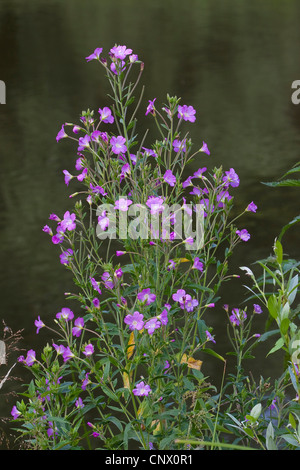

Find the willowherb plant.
xmin=11 ymin=45 xmax=258 ymax=450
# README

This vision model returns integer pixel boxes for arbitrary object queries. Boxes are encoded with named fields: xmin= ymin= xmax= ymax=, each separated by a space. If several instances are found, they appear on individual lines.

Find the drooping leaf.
xmin=180 ymin=353 xmax=203 ymax=371
xmin=266 ymin=337 xmax=285 ymax=356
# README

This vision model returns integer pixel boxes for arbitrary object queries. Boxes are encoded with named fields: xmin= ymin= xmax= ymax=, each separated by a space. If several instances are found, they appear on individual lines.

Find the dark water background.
xmin=1 ymin=0 xmax=300 ymax=448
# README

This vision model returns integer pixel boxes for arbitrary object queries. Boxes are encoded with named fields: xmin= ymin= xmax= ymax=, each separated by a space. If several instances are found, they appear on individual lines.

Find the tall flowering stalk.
xmin=12 ymin=45 xmax=257 ymax=450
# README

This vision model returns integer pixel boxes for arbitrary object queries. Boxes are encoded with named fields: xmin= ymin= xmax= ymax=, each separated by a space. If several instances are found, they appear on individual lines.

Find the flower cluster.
xmin=12 ymin=44 xmax=266 ymax=452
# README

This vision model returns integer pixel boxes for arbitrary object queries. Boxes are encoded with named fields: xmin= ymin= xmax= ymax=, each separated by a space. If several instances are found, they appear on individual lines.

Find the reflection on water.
xmin=1 ymin=0 xmax=300 ymax=443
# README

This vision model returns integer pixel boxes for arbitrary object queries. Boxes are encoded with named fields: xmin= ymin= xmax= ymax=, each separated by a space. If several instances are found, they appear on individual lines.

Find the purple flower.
xmin=247 ymin=201 xmax=257 ymax=213
xmin=49 ymin=213 xmax=60 ymax=222
xmin=216 ymin=190 xmax=232 ymax=208
xmin=173 ymin=139 xmax=186 ymax=153
xmin=200 ymin=198 xmax=215 ymax=218
xmin=56 ymin=307 xmax=74 ymax=321
xmin=60 ymin=211 xmax=76 ymax=231
xmin=116 ymin=251 xmax=126 ymax=256
xmin=200 ymin=141 xmax=210 ymax=155
xmin=34 ymin=316 xmax=45 ymax=334
xmin=63 ymin=169 xmax=73 ymax=186
xmin=77 ymin=167 xmax=88 ymax=182
xmin=193 ymin=167 xmax=207 ymax=178
xmin=63 ymin=346 xmax=74 ymax=362
xmin=193 ymin=257 xmax=204 ymax=271
xmin=229 ymin=308 xmax=247 ymax=326
xmin=124 ymin=311 xmax=144 ymax=331
xmin=110 ymin=136 xmax=127 ymax=155
xmin=236 ymin=229 xmax=250 ymax=242
xmin=120 ymin=163 xmax=131 ymax=181
xmin=114 ymin=268 xmax=123 ymax=279
xmin=83 ymin=343 xmax=94 ymax=357
xmin=53 ymin=343 xmax=65 ymax=355
xmin=82 ymin=373 xmax=90 ymax=391
xmin=98 ymin=107 xmax=114 ymax=124
xmin=142 ymin=147 xmax=157 ymax=158
xmin=172 ymin=289 xmax=188 ymax=303
xmin=110 ymin=45 xmax=133 ymax=60
xmin=269 ymin=398 xmax=277 ymax=410
xmin=75 ymin=397 xmax=84 ymax=409
xmin=167 ymin=259 xmax=176 ymax=271
xmin=157 ymin=309 xmax=169 ymax=325
xmin=92 ymin=298 xmax=100 ymax=309
xmin=43 ymin=225 xmax=53 ymax=235
xmin=47 ymin=423 xmax=57 ymax=438
xmin=163 ymin=169 xmax=176 ymax=187
xmin=181 ymin=297 xmax=198 ymax=312
xmin=91 ymin=130 xmax=101 ymax=142
xmin=51 ymin=231 xmax=64 ymax=244
xmin=11 ymin=405 xmax=21 ymax=420
xmin=177 ymin=104 xmax=196 ymax=122
xmin=98 ymin=210 xmax=109 ymax=231
xmin=253 ymin=304 xmax=262 ymax=314
xmin=72 ymin=317 xmax=84 ymax=337
xmin=85 ymin=47 xmax=103 ymax=62
xmin=190 ymin=187 xmax=201 ymax=197
xmin=102 ymin=272 xmax=114 ymax=289
xmin=145 ymin=98 xmax=156 ymax=116
xmin=22 ymin=349 xmax=36 ymax=367
xmin=133 ymin=381 xmax=152 ymax=396
xmin=73 ymin=125 xmax=81 ymax=134
xmin=146 ymin=196 xmax=165 ymax=215
xmin=206 ymin=330 xmax=216 ymax=344
xmin=184 ymin=237 xmax=194 ymax=246
xmin=78 ymin=134 xmax=91 ymax=151
xmin=56 ymin=124 xmax=67 ymax=142
xmin=114 ymin=198 xmax=133 ymax=212
xmin=90 ymin=276 xmax=102 ymax=295
xmin=182 ymin=176 xmax=193 ymax=188
xmin=145 ymin=317 xmax=161 ymax=335
xmin=89 ymin=183 xmax=107 ymax=196
xmin=60 ymin=248 xmax=73 ymax=265
xmin=129 ymin=54 xmax=138 ymax=63
xmin=223 ymin=168 xmax=240 ymax=188
xmin=110 ymin=60 xmax=126 ymax=75
xmin=92 ymin=131 xmax=108 ymax=146
xmin=137 ymin=288 xmax=156 ymax=305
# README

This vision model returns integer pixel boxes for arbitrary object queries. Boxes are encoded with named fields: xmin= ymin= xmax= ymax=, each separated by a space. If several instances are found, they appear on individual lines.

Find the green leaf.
xmin=125 ymin=96 xmax=135 ymax=107
xmin=250 ymin=403 xmax=262 ymax=420
xmin=257 ymin=329 xmax=280 ymax=343
xmin=197 ymin=319 xmax=208 ymax=343
xmin=102 ymin=386 xmax=118 ymax=402
xmin=267 ymin=337 xmax=285 ymax=356
xmin=108 ymin=415 xmax=124 ymax=432
xmin=226 ymin=413 xmax=242 ymax=427
xmin=274 ymin=239 xmax=283 ymax=265
xmin=203 ymin=348 xmax=226 ymax=362
xmin=175 ymin=439 xmax=256 ymax=450
xmin=280 ymin=317 xmax=290 ymax=335
xmin=281 ymin=164 xmax=300 ymax=178
xmin=268 ymin=295 xmax=279 ymax=319
xmin=288 ymin=365 xmax=299 ymax=394
xmin=279 ymin=215 xmax=300 ymax=242
xmin=263 ymin=179 xmax=300 ymax=188
xmin=243 ymin=426 xmax=254 ymax=438
xmin=288 ymin=274 xmax=299 ymax=305
xmin=266 ymin=422 xmax=277 ymax=450
xmin=289 ymin=412 xmax=297 ymax=430
xmin=281 ymin=434 xmax=300 ymax=447
xmin=257 ymin=261 xmax=281 ymax=287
